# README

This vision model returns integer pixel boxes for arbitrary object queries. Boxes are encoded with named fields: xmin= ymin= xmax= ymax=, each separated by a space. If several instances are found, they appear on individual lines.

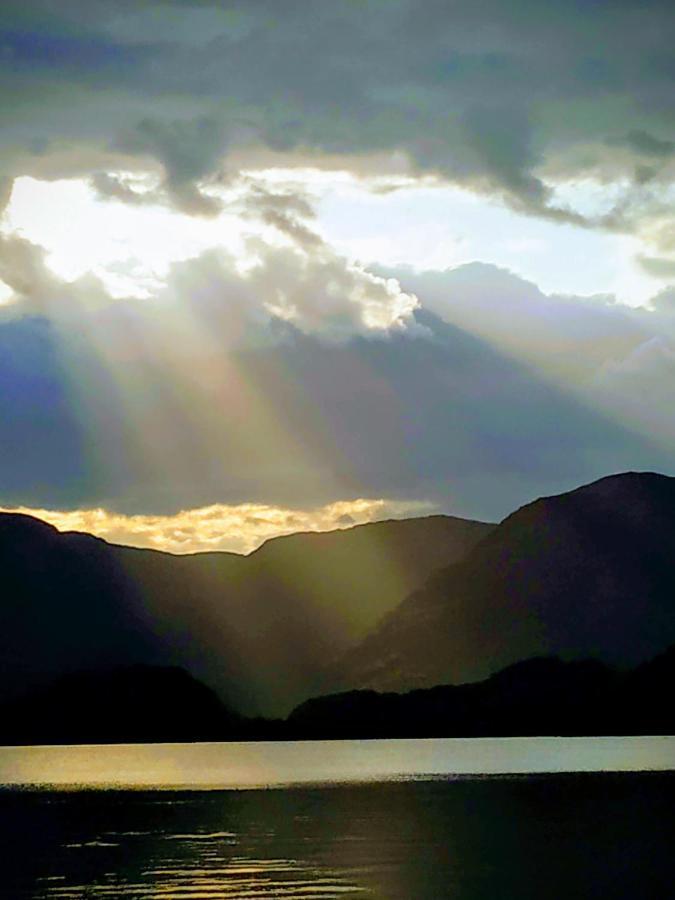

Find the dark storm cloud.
xmin=613 ymin=130 xmax=675 ymax=160
xmin=114 ymin=116 xmax=227 ymax=214
xmin=0 ymin=0 xmax=673 ymax=235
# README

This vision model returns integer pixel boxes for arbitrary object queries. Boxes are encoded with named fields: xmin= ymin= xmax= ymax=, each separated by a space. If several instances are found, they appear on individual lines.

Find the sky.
xmin=0 ymin=0 xmax=674 ymax=553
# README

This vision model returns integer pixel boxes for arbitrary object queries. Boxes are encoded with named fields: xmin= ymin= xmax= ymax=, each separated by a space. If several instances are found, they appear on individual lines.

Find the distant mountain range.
xmin=2 ymin=471 xmax=675 ymax=738
xmin=0 ymin=511 xmax=490 ymax=716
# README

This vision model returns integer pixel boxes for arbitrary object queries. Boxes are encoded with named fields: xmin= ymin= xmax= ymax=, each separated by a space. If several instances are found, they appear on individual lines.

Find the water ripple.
xmin=33 ymin=853 xmax=366 ymax=899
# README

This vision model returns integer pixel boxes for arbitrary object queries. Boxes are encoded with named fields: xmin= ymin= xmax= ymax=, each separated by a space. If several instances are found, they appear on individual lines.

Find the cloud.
xmin=240 ymin=181 xmax=323 ymax=250
xmin=1 ymin=176 xmax=419 ymax=339
xmin=1 ymin=198 xmax=674 ymax=523
xmin=0 ymin=0 xmax=674 ymax=241
xmin=613 ymin=130 xmax=675 ymax=160
xmin=114 ymin=116 xmax=227 ymax=215
xmin=638 ymin=256 xmax=675 ymax=279
xmin=0 ymin=177 xmax=13 ymax=214
xmin=381 ymin=261 xmax=675 ymax=463
xmin=0 ymin=497 xmax=434 ymax=555
xmin=456 ymin=104 xmax=584 ymax=226
xmin=90 ymin=171 xmax=163 ymax=206
xmin=0 ymin=282 xmax=669 ymax=523
xmin=232 ymin=180 xmax=421 ymax=336
xmin=0 ymin=231 xmax=113 ymax=317
xmin=651 ymin=286 xmax=675 ymax=312
xmin=382 ymin=261 xmax=652 ymax=383
xmin=592 ymin=336 xmax=675 ymax=444
xmin=2 ymin=3 xmax=675 ymax=541
xmin=242 ymin=242 xmax=419 ymax=338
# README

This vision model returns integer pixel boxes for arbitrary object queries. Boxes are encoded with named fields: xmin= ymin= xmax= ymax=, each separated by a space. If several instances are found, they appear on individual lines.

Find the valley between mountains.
xmin=2 ymin=471 xmax=675 ymax=741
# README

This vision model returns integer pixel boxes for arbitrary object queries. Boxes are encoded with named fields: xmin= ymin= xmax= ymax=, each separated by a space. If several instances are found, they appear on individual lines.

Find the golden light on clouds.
xmin=0 ymin=498 xmax=434 ymax=555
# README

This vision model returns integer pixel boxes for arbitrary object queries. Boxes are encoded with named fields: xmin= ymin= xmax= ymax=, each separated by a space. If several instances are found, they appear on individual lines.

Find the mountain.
xmin=0 ymin=512 xmax=491 ymax=716
xmin=0 ymin=665 xmax=250 ymax=746
xmin=332 ymin=472 xmax=675 ymax=693
xmin=290 ymin=647 xmax=675 ymax=738
xmin=3 ymin=647 xmax=673 ymax=744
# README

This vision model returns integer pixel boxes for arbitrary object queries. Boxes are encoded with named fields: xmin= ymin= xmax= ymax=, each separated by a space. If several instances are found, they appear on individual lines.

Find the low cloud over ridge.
xmin=0 ymin=497 xmax=432 ymax=555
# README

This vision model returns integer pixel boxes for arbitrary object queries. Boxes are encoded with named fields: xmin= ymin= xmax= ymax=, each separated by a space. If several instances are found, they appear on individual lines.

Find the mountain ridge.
xmin=3 ymin=470 xmax=675 ymax=719
xmin=330 ymin=470 xmax=675 ymax=694
xmin=0 ymin=509 xmax=491 ymax=716
xmin=1 ymin=509 xmax=488 ymax=558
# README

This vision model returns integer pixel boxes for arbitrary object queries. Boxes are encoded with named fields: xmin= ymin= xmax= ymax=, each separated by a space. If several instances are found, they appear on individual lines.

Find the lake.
xmin=1 ymin=738 xmax=674 ymax=898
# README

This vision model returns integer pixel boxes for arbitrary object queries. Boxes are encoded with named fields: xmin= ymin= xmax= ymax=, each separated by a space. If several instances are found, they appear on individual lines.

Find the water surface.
xmin=2 ymin=775 xmax=674 ymax=899
xmin=1 ymin=739 xmax=673 ymax=899
xmin=1 ymin=736 xmax=673 ymax=789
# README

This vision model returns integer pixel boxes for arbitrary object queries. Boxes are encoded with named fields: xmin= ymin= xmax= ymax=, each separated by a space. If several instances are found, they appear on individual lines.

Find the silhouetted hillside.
xmin=0 ymin=512 xmax=490 ymax=716
xmin=0 ymin=665 xmax=253 ymax=745
xmin=290 ymin=648 xmax=675 ymax=738
xmin=5 ymin=471 xmax=675 ymax=725
xmin=332 ymin=473 xmax=675 ymax=693
xmin=2 ymin=649 xmax=672 ymax=744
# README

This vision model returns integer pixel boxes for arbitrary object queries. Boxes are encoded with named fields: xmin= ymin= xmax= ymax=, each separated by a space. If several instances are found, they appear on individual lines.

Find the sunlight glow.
xmin=0 ymin=498 xmax=435 ymax=555
xmin=3 ymin=176 xmax=248 ymax=298
xmin=2 ymin=170 xmax=666 ymax=309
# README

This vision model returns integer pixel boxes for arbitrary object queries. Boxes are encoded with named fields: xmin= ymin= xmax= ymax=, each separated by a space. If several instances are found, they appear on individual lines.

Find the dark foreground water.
xmin=1 ymin=739 xmax=674 ymax=899
xmin=2 ymin=775 xmax=675 ymax=899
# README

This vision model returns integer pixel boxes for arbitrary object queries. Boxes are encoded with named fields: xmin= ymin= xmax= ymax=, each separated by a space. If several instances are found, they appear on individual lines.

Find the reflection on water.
xmin=2 ymin=737 xmax=675 ymax=789
xmin=2 ymin=775 xmax=674 ymax=899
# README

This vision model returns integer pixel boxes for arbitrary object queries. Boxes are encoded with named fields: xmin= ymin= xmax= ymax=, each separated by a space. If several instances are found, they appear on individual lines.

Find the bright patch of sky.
xmin=2 ymin=176 xmax=248 ymax=299
xmin=314 ymin=179 xmax=662 ymax=306
xmin=1 ymin=172 xmax=664 ymax=308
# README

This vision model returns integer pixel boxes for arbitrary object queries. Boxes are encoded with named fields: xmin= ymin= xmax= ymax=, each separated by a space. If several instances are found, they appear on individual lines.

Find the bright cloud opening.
xmin=0 ymin=498 xmax=436 ymax=555
xmin=3 ymin=176 xmax=247 ymax=298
